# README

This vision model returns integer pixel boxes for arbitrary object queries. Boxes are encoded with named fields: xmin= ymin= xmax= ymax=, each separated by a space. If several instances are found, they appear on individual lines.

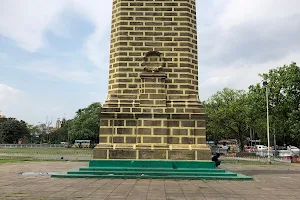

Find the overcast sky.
xmin=1 ymin=0 xmax=300 ymax=125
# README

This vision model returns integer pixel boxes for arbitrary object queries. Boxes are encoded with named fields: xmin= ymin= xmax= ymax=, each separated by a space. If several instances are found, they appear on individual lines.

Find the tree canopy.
xmin=248 ymin=62 xmax=300 ymax=146
xmin=0 ymin=102 xmax=101 ymax=145
xmin=206 ymin=62 xmax=300 ymax=148
xmin=205 ymin=88 xmax=249 ymax=149
xmin=44 ymin=102 xmax=101 ymax=144
xmin=0 ymin=119 xmax=30 ymax=143
xmin=68 ymin=102 xmax=101 ymax=144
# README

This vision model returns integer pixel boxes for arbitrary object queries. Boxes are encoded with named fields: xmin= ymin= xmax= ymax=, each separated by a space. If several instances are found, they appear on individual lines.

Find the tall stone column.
xmin=93 ymin=0 xmax=211 ymax=160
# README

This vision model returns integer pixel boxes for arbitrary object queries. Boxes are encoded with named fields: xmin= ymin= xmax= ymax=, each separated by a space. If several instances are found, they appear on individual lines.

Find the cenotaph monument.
xmin=52 ymin=0 xmax=253 ymax=181
xmin=93 ymin=0 xmax=211 ymax=160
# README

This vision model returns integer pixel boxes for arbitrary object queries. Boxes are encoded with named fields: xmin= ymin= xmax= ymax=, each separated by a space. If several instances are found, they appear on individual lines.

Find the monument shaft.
xmin=94 ymin=0 xmax=211 ymax=160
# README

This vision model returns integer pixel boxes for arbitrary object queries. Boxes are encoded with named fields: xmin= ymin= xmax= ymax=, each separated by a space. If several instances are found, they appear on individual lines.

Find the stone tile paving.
xmin=0 ymin=161 xmax=300 ymax=200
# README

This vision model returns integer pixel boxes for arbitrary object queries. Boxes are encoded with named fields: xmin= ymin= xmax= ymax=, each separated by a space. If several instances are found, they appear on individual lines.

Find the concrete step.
xmin=88 ymin=160 xmax=216 ymax=169
xmin=68 ymin=170 xmax=237 ymax=177
xmin=52 ymin=173 xmax=252 ymax=180
xmin=79 ymin=167 xmax=226 ymax=173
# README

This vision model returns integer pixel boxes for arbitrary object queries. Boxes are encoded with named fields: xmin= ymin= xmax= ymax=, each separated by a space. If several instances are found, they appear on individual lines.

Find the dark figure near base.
xmin=227 ymin=146 xmax=231 ymax=153
xmin=212 ymin=153 xmax=221 ymax=167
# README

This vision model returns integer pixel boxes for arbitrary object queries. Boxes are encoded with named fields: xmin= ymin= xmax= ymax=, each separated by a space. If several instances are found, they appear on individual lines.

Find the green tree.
xmin=248 ymin=62 xmax=300 ymax=146
xmin=68 ymin=102 xmax=101 ymax=144
xmin=48 ymin=120 xmax=72 ymax=144
xmin=0 ymin=118 xmax=8 ymax=124
xmin=247 ymin=84 xmax=268 ymax=144
xmin=205 ymin=88 xmax=249 ymax=150
xmin=206 ymin=62 xmax=300 ymax=149
xmin=27 ymin=124 xmax=40 ymax=135
xmin=0 ymin=119 xmax=30 ymax=143
xmin=0 ymin=118 xmax=8 ymax=142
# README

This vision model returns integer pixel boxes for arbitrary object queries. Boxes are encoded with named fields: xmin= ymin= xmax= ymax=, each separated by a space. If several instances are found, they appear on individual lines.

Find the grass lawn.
xmin=0 ymin=157 xmax=89 ymax=164
xmin=0 ymin=158 xmax=41 ymax=164
xmin=0 ymin=148 xmax=93 ymax=154
xmin=0 ymin=148 xmax=93 ymax=162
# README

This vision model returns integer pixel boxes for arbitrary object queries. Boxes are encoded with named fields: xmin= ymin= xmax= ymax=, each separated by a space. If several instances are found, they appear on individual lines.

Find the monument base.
xmin=93 ymin=144 xmax=211 ymax=160
xmin=51 ymin=159 xmax=253 ymax=180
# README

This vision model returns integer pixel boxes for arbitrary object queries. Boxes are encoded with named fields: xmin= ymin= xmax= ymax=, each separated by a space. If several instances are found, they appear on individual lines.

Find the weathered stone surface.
xmin=164 ymin=137 xmax=179 ymax=144
xmin=100 ymin=127 xmax=113 ymax=134
xmin=181 ymin=121 xmax=195 ymax=127
xmin=100 ymin=120 xmax=109 ymax=126
xmin=126 ymin=136 xmax=137 ymax=144
xmin=113 ymin=136 xmax=124 ymax=143
xmin=197 ymin=150 xmax=212 ymax=160
xmin=139 ymin=150 xmax=166 ymax=159
xmin=137 ymin=128 xmax=152 ymax=135
xmin=126 ymin=120 xmax=137 ymax=126
xmin=143 ymin=137 xmax=162 ymax=144
xmin=117 ymin=128 xmax=132 ymax=135
xmin=144 ymin=120 xmax=162 ymax=127
xmin=197 ymin=120 xmax=206 ymax=127
xmin=173 ymin=129 xmax=188 ymax=135
xmin=99 ymin=136 xmax=107 ymax=143
xmin=153 ymin=128 xmax=170 ymax=135
xmin=109 ymin=150 xmax=136 ymax=159
xmin=194 ymin=129 xmax=206 ymax=136
xmin=164 ymin=120 xmax=179 ymax=127
xmin=168 ymin=150 xmax=195 ymax=160
xmin=93 ymin=149 xmax=107 ymax=159
xmin=181 ymin=137 xmax=195 ymax=144
xmin=197 ymin=137 xmax=206 ymax=144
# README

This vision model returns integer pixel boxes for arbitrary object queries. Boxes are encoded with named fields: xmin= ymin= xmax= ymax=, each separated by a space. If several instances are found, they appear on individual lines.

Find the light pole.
xmin=263 ymin=81 xmax=271 ymax=163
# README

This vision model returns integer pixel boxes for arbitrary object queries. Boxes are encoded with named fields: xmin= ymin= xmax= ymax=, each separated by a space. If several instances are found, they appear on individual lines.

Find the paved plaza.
xmin=0 ymin=161 xmax=300 ymax=200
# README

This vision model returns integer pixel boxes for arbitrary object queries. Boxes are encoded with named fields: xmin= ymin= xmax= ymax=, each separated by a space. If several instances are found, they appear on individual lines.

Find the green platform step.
xmin=51 ymin=160 xmax=253 ymax=181
xmin=79 ymin=167 xmax=227 ymax=173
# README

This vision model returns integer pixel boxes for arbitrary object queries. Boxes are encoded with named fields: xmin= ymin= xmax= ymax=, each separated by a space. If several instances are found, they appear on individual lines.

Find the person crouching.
xmin=212 ymin=153 xmax=221 ymax=167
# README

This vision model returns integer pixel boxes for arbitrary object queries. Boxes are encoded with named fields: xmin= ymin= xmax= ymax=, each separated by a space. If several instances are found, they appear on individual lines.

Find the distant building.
xmin=0 ymin=113 xmax=6 ymax=123
xmin=56 ymin=117 xmax=67 ymax=129
xmin=61 ymin=118 xmax=66 ymax=126
xmin=38 ymin=123 xmax=47 ymax=134
xmin=56 ymin=118 xmax=62 ymax=129
xmin=0 ymin=113 xmax=16 ymax=121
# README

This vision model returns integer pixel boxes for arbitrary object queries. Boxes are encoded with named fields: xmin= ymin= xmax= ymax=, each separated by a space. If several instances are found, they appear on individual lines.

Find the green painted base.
xmin=51 ymin=160 xmax=253 ymax=181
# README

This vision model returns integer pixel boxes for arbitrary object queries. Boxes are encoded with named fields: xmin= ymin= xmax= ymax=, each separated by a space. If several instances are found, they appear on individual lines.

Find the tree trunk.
xmin=238 ymin=135 xmax=245 ymax=151
xmin=237 ymin=125 xmax=245 ymax=151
